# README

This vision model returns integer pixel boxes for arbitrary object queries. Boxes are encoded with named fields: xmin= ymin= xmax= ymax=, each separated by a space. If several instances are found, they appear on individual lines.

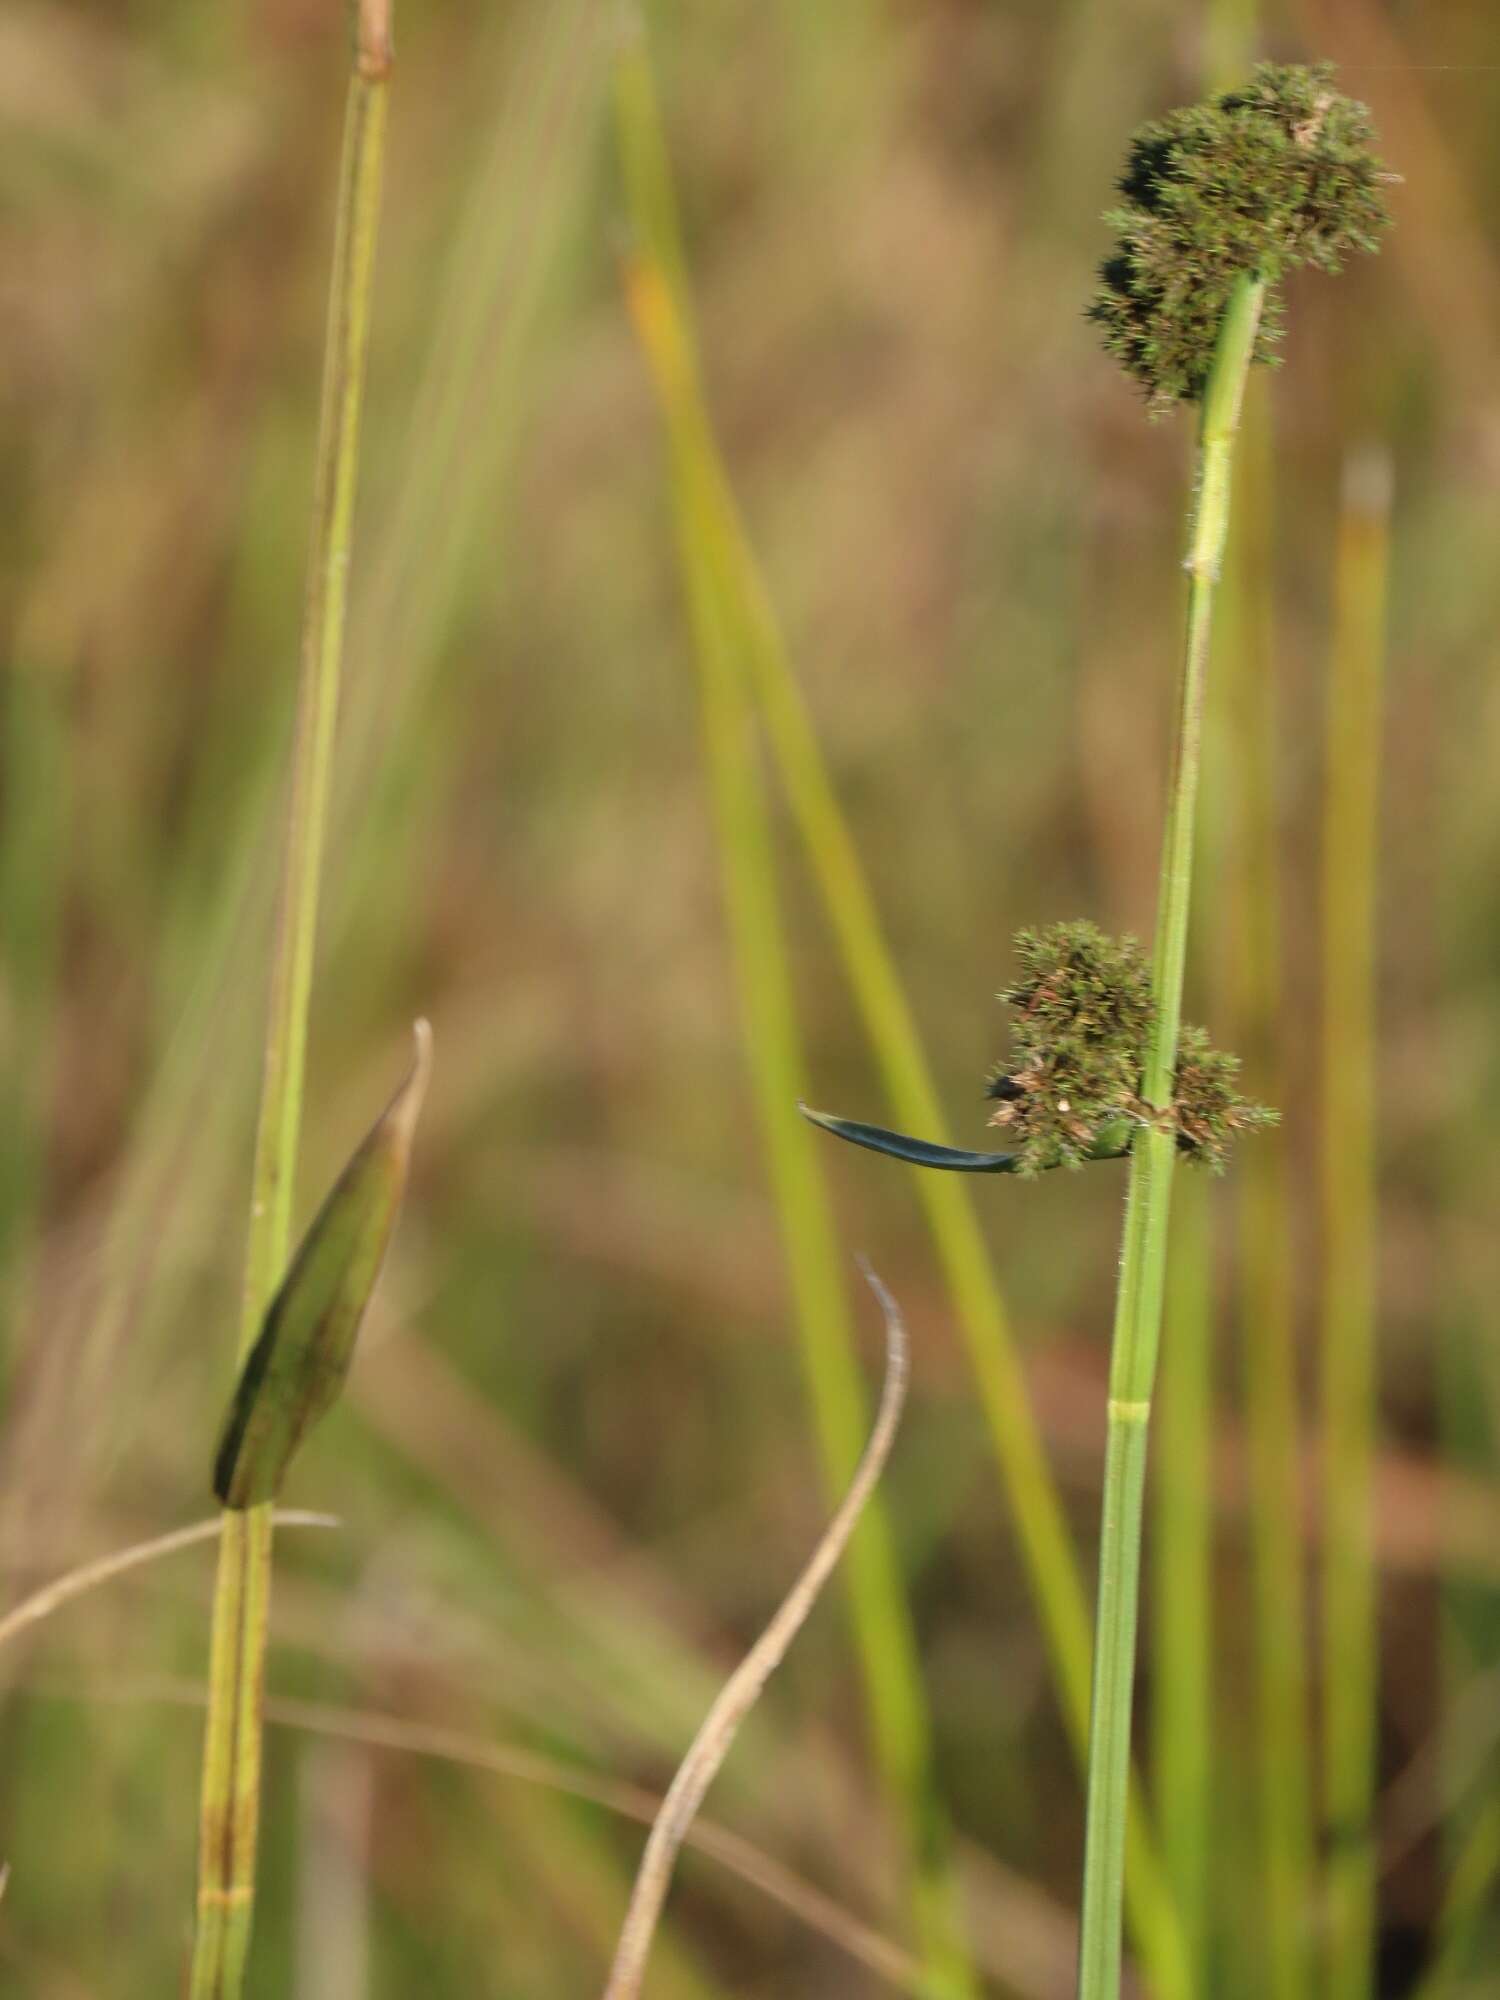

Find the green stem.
xmin=686 ymin=555 xmax=975 ymax=2000
xmin=1320 ymin=446 xmax=1390 ymax=2000
xmin=1151 ymin=1174 xmax=1214 ymax=1980
xmin=188 ymin=16 xmax=391 ymax=1996
xmin=1409 ymin=1794 xmax=1500 ymax=2000
xmin=1231 ymin=385 xmax=1314 ymax=2000
xmin=616 ymin=48 xmax=975 ymax=1994
xmin=1075 ymin=269 xmax=1265 ymax=2000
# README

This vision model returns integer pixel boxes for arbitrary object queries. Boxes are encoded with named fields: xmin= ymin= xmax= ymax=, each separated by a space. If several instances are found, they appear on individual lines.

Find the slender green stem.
xmin=188 ymin=15 xmax=391 ymax=1996
xmin=1075 ymin=269 xmax=1265 ymax=2000
xmin=1320 ymin=445 xmax=1391 ymax=2000
xmin=1151 ymin=1173 xmax=1214 ymax=1979
xmin=1229 ymin=384 xmax=1314 ymax=2000
xmin=1409 ymin=1794 xmax=1500 ymax=2000
xmin=617 ymin=54 xmax=975 ymax=1994
xmin=1204 ymin=0 xmax=1259 ymax=93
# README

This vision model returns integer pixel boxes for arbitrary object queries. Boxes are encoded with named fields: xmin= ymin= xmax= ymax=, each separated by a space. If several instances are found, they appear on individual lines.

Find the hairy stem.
xmin=1075 ymin=269 xmax=1265 ymax=2000
xmin=187 ymin=14 xmax=391 ymax=1995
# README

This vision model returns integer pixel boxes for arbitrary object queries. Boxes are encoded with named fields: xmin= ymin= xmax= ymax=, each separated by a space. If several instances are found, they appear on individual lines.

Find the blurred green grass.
xmin=3 ymin=1 xmax=1500 ymax=1994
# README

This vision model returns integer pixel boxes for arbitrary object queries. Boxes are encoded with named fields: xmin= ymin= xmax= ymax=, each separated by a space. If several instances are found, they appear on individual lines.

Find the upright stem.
xmin=1320 ymin=446 xmax=1390 ymax=2000
xmin=1075 ymin=270 xmax=1265 ymax=2000
xmin=1151 ymin=1174 xmax=1214 ymax=1977
xmin=1231 ymin=386 xmax=1314 ymax=2000
xmin=188 ymin=15 xmax=391 ymax=1996
xmin=617 ymin=56 xmax=975 ymax=1989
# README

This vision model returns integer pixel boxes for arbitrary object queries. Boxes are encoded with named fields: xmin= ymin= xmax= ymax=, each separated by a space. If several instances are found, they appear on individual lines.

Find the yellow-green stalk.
xmin=1078 ymin=67 xmax=1391 ymax=2000
xmin=1149 ymin=17 xmax=1254 ymax=1983
xmin=1409 ymin=1796 xmax=1500 ymax=2000
xmin=188 ymin=8 xmax=392 ymax=1993
xmin=1226 ymin=384 xmax=1316 ymax=2000
xmin=1320 ymin=445 xmax=1392 ymax=2000
xmin=1151 ymin=1173 xmax=1215 ymax=1975
xmin=616 ymin=52 xmax=975 ymax=1995
xmin=1077 ymin=272 xmax=1266 ymax=2000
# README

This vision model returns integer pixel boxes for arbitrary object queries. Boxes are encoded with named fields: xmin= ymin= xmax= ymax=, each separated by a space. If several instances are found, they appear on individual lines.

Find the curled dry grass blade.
xmin=0 ymin=1513 xmax=337 ymax=1655
xmin=59 ymin=1672 xmax=962 ymax=2000
xmin=602 ymin=1267 xmax=909 ymax=2000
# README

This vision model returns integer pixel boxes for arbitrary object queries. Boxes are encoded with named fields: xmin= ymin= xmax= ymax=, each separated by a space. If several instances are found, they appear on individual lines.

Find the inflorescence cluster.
xmin=986 ymin=921 xmax=1276 ymax=1174
xmin=1089 ymin=62 xmax=1392 ymax=410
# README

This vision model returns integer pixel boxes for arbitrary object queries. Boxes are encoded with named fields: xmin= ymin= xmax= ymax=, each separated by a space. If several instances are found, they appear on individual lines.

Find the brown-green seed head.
xmin=1089 ymin=61 xmax=1392 ymax=411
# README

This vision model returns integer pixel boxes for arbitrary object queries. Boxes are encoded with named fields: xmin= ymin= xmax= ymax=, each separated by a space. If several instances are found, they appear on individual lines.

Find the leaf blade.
xmin=798 ymin=1103 xmax=1024 ymax=1173
xmin=214 ymin=1021 xmax=431 ymax=1508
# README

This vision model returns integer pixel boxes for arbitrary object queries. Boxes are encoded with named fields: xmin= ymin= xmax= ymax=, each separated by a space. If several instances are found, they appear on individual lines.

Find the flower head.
xmin=1090 ymin=61 xmax=1392 ymax=411
xmin=988 ymin=922 xmax=1154 ymax=1173
xmin=802 ymin=923 xmax=1276 ymax=1179
xmin=1171 ymin=1024 xmax=1279 ymax=1172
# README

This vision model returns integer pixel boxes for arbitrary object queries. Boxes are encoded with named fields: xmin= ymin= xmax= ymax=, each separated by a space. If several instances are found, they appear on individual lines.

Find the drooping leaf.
xmin=799 ymin=1101 xmax=1136 ymax=1175
xmin=214 ymin=1020 xmax=432 ymax=1508
xmin=798 ymin=1104 xmax=1025 ymax=1173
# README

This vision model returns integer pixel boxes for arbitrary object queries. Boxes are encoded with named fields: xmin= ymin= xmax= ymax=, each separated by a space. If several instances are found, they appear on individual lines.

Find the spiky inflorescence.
xmin=1089 ymin=61 xmax=1392 ymax=411
xmin=1171 ymin=1024 xmax=1279 ymax=1172
xmin=988 ymin=922 xmax=1156 ymax=1173
xmin=987 ymin=923 xmax=1276 ymax=1173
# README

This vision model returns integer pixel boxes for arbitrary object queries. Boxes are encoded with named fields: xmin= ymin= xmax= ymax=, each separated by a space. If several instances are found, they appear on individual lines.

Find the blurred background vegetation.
xmin=3 ymin=0 xmax=1500 ymax=1994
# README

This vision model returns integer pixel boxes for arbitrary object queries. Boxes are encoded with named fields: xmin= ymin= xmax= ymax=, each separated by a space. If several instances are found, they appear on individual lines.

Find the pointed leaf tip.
xmin=392 ymin=1018 xmax=433 ymax=1152
xmin=798 ymin=1103 xmax=1024 ymax=1174
xmin=214 ymin=1026 xmax=433 ymax=1509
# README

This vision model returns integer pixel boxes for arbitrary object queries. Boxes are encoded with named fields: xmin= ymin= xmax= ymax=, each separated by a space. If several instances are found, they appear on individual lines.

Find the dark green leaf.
xmin=798 ymin=1104 xmax=1024 ymax=1173
xmin=214 ymin=1021 xmax=432 ymax=1508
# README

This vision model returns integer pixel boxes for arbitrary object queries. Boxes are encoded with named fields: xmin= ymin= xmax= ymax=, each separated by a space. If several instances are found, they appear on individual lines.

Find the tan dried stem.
xmin=0 ymin=1512 xmax=338 ymax=1654
xmin=357 ymin=0 xmax=393 ymax=80
xmin=601 ymin=1266 xmax=910 ymax=2000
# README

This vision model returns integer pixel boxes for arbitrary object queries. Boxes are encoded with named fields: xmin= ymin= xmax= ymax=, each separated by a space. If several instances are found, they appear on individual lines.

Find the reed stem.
xmin=1320 ymin=445 xmax=1391 ymax=2000
xmin=1229 ymin=384 xmax=1314 ymax=2000
xmin=1151 ymin=1173 xmax=1214 ymax=1978
xmin=1075 ymin=269 xmax=1265 ymax=2000
xmin=616 ymin=49 xmax=974 ymax=1992
xmin=188 ymin=14 xmax=391 ymax=1994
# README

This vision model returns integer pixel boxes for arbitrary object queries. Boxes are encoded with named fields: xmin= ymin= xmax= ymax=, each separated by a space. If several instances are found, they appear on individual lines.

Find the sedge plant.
xmin=1076 ymin=67 xmax=1388 ymax=2000
xmin=805 ymin=62 xmax=1391 ymax=2000
xmin=187 ymin=6 xmax=403 ymax=1994
xmin=1147 ymin=18 xmax=1265 ymax=1959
